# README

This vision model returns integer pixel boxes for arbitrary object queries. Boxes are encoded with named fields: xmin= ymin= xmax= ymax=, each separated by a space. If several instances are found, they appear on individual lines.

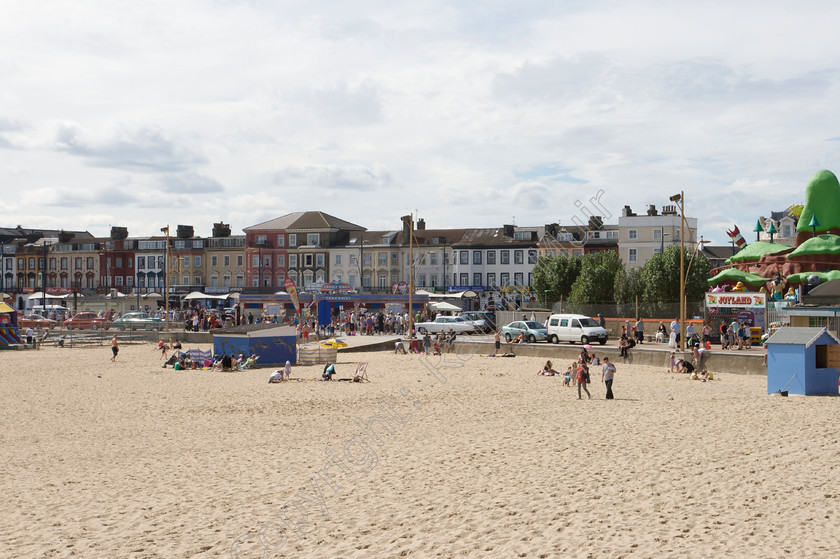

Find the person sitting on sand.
xmin=173 ymin=357 xmax=186 ymax=370
xmin=678 ymin=359 xmax=695 ymax=375
xmin=268 ymin=369 xmax=284 ymax=383
xmin=538 ymin=360 xmax=559 ymax=376
xmin=563 ymin=367 xmax=572 ymax=386
xmin=590 ymin=353 xmax=600 ymax=366
xmin=322 ymin=363 xmax=336 ymax=381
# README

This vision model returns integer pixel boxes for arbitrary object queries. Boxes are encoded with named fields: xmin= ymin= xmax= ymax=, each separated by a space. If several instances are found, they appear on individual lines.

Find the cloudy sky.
xmin=2 ymin=0 xmax=839 ymax=244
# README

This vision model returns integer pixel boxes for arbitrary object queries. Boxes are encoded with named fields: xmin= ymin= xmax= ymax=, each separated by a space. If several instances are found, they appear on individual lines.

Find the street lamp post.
xmin=41 ymin=240 xmax=50 ymax=312
xmin=670 ymin=192 xmax=685 ymax=352
xmin=161 ymin=226 xmax=170 ymax=332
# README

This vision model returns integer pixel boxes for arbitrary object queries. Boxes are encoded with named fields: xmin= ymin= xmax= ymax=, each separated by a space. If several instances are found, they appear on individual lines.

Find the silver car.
xmin=414 ymin=316 xmax=476 ymax=335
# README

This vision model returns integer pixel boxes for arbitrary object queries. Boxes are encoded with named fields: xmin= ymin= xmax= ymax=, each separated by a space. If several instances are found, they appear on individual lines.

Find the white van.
xmin=546 ymin=314 xmax=609 ymax=345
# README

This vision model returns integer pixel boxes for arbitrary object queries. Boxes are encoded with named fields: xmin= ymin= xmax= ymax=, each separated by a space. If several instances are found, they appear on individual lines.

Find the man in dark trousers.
xmin=601 ymin=357 xmax=616 ymax=399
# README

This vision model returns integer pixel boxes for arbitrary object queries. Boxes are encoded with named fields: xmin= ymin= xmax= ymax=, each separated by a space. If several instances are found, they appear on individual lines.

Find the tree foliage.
xmin=531 ymin=254 xmax=582 ymax=305
xmin=614 ymin=266 xmax=645 ymax=316
xmin=569 ymin=250 xmax=625 ymax=305
xmin=640 ymin=245 xmax=712 ymax=305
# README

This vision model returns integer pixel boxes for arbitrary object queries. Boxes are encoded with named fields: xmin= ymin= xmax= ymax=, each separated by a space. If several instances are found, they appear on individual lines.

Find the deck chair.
xmin=353 ymin=362 xmax=369 ymax=383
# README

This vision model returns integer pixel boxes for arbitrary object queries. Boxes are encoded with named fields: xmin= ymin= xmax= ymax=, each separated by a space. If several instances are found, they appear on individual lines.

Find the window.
xmin=349 ymin=273 xmax=356 ymax=287
xmin=473 ymin=273 xmax=482 ymax=286
xmin=138 ymin=256 xmax=146 ymax=269
xmin=115 ymin=276 xmax=123 ymax=286
xmin=223 ymin=255 xmax=230 ymax=267
xmin=182 ymin=275 xmax=189 ymax=285
xmin=335 ymin=254 xmax=342 ymax=265
xmin=500 ymin=251 xmax=510 ymax=265
xmin=316 ymin=254 xmax=325 ymax=267
xmin=288 ymin=234 xmax=297 ymax=247
xmin=237 ymin=255 xmax=243 ymax=267
xmin=75 ymin=257 xmax=82 ymax=269
xmin=528 ymin=250 xmax=537 ymax=264
xmin=654 ymin=248 xmax=662 ymax=254
xmin=378 ymin=275 xmax=387 ymax=288
xmin=392 ymin=252 xmax=398 ymax=263
xmin=487 ymin=273 xmax=496 ymax=287
xmin=252 ymin=255 xmax=259 ymax=266
xmin=419 ymin=274 xmax=426 ymax=287
xmin=363 ymin=274 xmax=371 ymax=288
xmin=115 ymin=257 xmax=122 ymax=268
xmin=375 ymin=253 xmax=385 ymax=266
xmin=653 ymin=229 xmax=662 ymax=240
xmin=629 ymin=248 xmax=637 ymax=262
xmin=514 ymin=231 xmax=531 ymax=240
xmin=486 ymin=251 xmax=496 ymax=265
xmin=194 ymin=256 xmax=201 ymax=267
xmin=277 ymin=254 xmax=285 ymax=267
xmin=236 ymin=274 xmax=244 ymax=287
xmin=500 ymin=272 xmax=510 ymax=286
xmin=363 ymin=254 xmax=371 ymax=267
xmin=252 ymin=276 xmax=259 ymax=287
xmin=430 ymin=253 xmax=437 ymax=265
xmin=573 ymin=250 xmax=582 ymax=257
xmin=307 ymin=233 xmax=319 ymax=246
xmin=514 ymin=272 xmax=523 ymax=286
xmin=183 ymin=256 xmax=190 ymax=267
xmin=194 ymin=276 xmax=203 ymax=285
xmin=782 ymin=224 xmax=792 ymax=238
xmin=606 ymin=231 xmax=618 ymax=239
xmin=277 ymin=235 xmax=284 ymax=247
xmin=211 ymin=256 xmax=217 ymax=267
xmin=304 ymin=254 xmax=313 ymax=267
xmin=263 ymin=255 xmax=271 ymax=266
xmin=514 ymin=250 xmax=523 ymax=264
xmin=289 ymin=254 xmax=297 ymax=268
xmin=459 ymin=273 xmax=469 ymax=286
xmin=60 ymin=257 xmax=67 ymax=270
xmin=256 ymin=235 xmax=267 ymax=246
xmin=459 ymin=251 xmax=469 ymax=265
xmin=223 ymin=274 xmax=231 ymax=287
xmin=628 ymin=229 xmax=638 ymax=240
xmin=473 ymin=251 xmax=482 ymax=265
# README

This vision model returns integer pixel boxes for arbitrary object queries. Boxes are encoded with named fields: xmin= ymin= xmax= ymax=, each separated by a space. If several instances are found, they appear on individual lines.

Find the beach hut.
xmin=766 ymin=327 xmax=840 ymax=395
xmin=213 ymin=325 xmax=296 ymax=366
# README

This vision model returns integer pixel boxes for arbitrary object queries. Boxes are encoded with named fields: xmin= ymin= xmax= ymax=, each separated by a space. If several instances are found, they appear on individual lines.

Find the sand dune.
xmin=1 ymin=343 xmax=838 ymax=558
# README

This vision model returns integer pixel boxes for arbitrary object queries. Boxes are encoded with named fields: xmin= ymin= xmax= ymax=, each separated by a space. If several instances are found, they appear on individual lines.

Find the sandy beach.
xmin=1 ymin=342 xmax=839 ymax=558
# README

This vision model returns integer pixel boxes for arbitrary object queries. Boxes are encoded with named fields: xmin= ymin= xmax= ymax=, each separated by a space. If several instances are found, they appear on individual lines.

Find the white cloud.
xmin=0 ymin=0 xmax=838 ymax=241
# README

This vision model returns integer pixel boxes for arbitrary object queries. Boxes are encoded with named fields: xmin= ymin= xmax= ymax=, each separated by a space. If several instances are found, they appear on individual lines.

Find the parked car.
xmin=62 ymin=312 xmax=110 ymax=331
xmin=110 ymin=312 xmax=164 ymax=331
xmin=501 ymin=320 xmax=548 ymax=343
xmin=415 ymin=316 xmax=476 ymax=335
xmin=18 ymin=314 xmax=58 ymax=330
xmin=546 ymin=314 xmax=609 ymax=345
xmin=460 ymin=311 xmax=496 ymax=333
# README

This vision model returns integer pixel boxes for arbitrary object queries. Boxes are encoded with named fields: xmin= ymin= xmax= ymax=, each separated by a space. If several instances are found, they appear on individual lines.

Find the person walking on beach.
xmin=602 ymin=357 xmax=616 ymax=399
xmin=577 ymin=363 xmax=591 ymax=399
xmin=110 ymin=334 xmax=119 ymax=362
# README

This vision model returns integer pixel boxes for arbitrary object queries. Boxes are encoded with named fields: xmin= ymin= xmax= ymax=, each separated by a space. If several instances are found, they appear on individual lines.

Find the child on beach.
xmin=563 ymin=367 xmax=572 ymax=386
xmin=669 ymin=352 xmax=677 ymax=373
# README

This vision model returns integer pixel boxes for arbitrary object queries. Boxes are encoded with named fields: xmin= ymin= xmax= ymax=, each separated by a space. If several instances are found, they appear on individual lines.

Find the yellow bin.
xmin=750 ymin=326 xmax=762 ymax=346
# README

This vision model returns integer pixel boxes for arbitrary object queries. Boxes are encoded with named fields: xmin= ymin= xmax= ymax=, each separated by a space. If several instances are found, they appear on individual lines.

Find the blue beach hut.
xmin=766 ymin=327 xmax=840 ymax=395
xmin=213 ymin=325 xmax=297 ymax=366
